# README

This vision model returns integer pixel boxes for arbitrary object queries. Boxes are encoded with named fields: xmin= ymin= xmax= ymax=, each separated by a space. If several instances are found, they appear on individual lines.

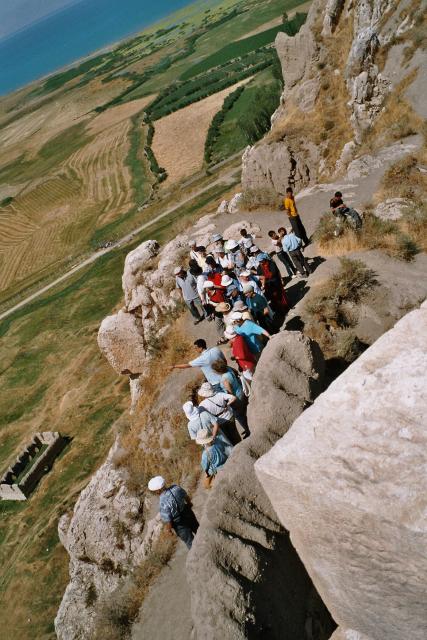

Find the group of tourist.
xmin=148 ymin=187 xmax=360 ymax=549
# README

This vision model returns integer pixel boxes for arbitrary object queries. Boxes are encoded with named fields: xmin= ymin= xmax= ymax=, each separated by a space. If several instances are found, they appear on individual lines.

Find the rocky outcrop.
xmin=55 ymin=443 xmax=162 ymax=640
xmin=255 ymin=302 xmax=427 ymax=640
xmin=187 ymin=332 xmax=336 ymax=640
xmin=241 ymin=0 xmax=423 ymax=192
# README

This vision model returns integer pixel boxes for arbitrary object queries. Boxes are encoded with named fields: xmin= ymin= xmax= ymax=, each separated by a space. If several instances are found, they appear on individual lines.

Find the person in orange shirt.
xmin=282 ymin=186 xmax=310 ymax=247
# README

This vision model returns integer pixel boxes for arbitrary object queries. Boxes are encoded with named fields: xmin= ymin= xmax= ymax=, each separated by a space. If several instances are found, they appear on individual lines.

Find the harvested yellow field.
xmin=151 ymin=79 xmax=252 ymax=184
xmin=66 ymin=120 xmax=133 ymax=225
xmin=88 ymin=95 xmax=155 ymax=134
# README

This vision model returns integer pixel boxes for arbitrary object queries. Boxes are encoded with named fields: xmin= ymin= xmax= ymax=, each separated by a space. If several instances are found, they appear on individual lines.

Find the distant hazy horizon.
xmin=0 ymin=0 xmax=81 ymax=41
xmin=0 ymin=0 xmax=203 ymax=96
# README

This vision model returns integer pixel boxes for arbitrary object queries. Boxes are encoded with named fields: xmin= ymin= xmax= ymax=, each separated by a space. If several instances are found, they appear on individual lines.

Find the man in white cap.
xmin=175 ymin=266 xmax=204 ymax=324
xmin=196 ymin=429 xmax=229 ymax=488
xmin=238 ymin=270 xmax=262 ymax=295
xmin=226 ymin=238 xmax=246 ymax=273
xmin=148 ymin=476 xmax=199 ymax=549
xmin=210 ymin=233 xmax=225 ymax=259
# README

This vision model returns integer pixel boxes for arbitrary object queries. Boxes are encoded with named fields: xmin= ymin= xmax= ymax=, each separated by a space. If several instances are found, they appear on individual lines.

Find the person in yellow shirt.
xmin=282 ymin=186 xmax=310 ymax=247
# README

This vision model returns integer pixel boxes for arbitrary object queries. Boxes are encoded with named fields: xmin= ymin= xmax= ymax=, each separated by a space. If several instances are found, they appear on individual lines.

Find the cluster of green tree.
xmin=144 ymin=122 xmax=167 ymax=183
xmin=204 ymin=85 xmax=245 ymax=164
xmin=238 ymin=81 xmax=283 ymax=144
xmin=145 ymin=49 xmax=274 ymax=120
xmin=181 ymin=12 xmax=307 ymax=81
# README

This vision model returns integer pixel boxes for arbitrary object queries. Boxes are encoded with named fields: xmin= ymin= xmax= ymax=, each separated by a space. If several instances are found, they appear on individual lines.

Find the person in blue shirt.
xmin=231 ymin=312 xmax=270 ymax=354
xmin=148 ymin=476 xmax=199 ymax=549
xmin=172 ymin=339 xmax=226 ymax=391
xmin=278 ymin=227 xmax=311 ymax=276
xmin=210 ymin=359 xmax=250 ymax=438
xmin=182 ymin=401 xmax=233 ymax=456
xmin=196 ymin=429 xmax=229 ymax=488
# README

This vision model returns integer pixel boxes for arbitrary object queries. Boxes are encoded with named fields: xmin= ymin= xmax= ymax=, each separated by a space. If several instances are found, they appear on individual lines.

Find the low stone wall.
xmin=0 ymin=432 xmax=67 ymax=501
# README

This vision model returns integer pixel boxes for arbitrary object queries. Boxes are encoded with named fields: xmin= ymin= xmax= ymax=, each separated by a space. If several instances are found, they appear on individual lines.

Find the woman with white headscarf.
xmin=182 ymin=401 xmax=233 ymax=456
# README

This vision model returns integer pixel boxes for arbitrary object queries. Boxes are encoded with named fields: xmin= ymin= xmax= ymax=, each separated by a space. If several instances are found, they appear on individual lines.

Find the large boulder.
xmin=97 ymin=311 xmax=147 ymax=375
xmin=187 ymin=332 xmax=335 ymax=640
xmin=256 ymin=302 xmax=427 ymax=640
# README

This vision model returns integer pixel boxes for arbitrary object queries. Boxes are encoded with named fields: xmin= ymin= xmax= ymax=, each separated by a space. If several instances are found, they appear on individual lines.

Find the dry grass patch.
xmin=304 ymin=257 xmax=378 ymax=359
xmin=314 ymin=209 xmax=422 ymax=262
xmin=151 ymin=78 xmax=252 ymax=184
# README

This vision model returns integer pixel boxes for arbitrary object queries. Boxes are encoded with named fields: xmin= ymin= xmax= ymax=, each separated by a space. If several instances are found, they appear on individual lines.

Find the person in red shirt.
xmin=224 ymin=327 xmax=256 ymax=373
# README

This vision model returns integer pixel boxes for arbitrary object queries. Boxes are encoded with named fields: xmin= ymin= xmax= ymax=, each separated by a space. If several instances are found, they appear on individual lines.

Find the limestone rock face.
xmin=187 ymin=332 xmax=335 ymax=640
xmin=122 ymin=240 xmax=160 ymax=306
xmin=256 ymin=303 xmax=427 ymax=640
xmin=217 ymin=199 xmax=229 ymax=214
xmin=374 ymin=197 xmax=412 ymax=221
xmin=228 ymin=192 xmax=243 ymax=214
xmin=97 ymin=311 xmax=147 ymax=375
xmin=55 ymin=443 xmax=163 ymax=640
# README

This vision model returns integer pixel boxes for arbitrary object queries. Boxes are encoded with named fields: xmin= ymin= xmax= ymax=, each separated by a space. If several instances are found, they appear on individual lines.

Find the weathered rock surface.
xmin=98 ymin=311 xmax=147 ymax=375
xmin=55 ymin=442 xmax=163 ymax=640
xmin=256 ymin=302 xmax=427 ymax=640
xmin=374 ymin=197 xmax=412 ymax=221
xmin=187 ymin=332 xmax=336 ymax=640
xmin=241 ymin=0 xmax=424 ymax=192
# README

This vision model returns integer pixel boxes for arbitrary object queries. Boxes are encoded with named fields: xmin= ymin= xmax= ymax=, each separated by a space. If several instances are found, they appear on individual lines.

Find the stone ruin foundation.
xmin=0 ymin=432 xmax=67 ymax=501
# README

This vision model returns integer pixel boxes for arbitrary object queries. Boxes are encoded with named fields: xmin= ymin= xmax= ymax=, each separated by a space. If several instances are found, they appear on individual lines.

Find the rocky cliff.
xmin=256 ymin=301 xmax=427 ymax=640
xmin=242 ymin=0 xmax=425 ymax=193
xmin=187 ymin=332 xmax=335 ymax=640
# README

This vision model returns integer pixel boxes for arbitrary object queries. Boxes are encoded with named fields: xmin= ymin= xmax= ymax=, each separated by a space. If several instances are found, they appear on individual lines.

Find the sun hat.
xmin=195 ymin=429 xmax=214 ymax=445
xmin=198 ymin=382 xmax=215 ymax=398
xmin=227 ymin=239 xmax=238 ymax=250
xmin=242 ymin=370 xmax=253 ymax=381
xmin=221 ymin=275 xmax=233 ymax=287
xmin=242 ymin=311 xmax=252 ymax=321
xmin=174 ymin=266 xmax=183 ymax=275
xmin=239 ymin=270 xmax=251 ymax=277
xmin=232 ymin=301 xmax=248 ymax=311
xmin=224 ymin=329 xmax=236 ymax=340
xmin=148 ymin=476 xmax=166 ymax=491
xmin=216 ymin=302 xmax=231 ymax=313
xmin=249 ymin=246 xmax=259 ymax=254
xmin=231 ymin=311 xmax=243 ymax=321
xmin=203 ymin=280 xmax=214 ymax=289
xmin=211 ymin=233 xmax=223 ymax=243
xmin=242 ymin=283 xmax=255 ymax=293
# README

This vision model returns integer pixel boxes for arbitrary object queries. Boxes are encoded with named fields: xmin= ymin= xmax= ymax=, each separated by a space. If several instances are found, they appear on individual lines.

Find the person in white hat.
xmin=175 ymin=266 xmax=204 ymax=325
xmin=211 ymin=358 xmax=250 ymax=438
xmin=148 ymin=476 xmax=199 ymax=549
xmin=226 ymin=238 xmax=246 ymax=273
xmin=238 ymin=270 xmax=262 ymax=295
xmin=195 ymin=428 xmax=229 ymax=488
xmin=197 ymin=382 xmax=241 ymax=445
xmin=223 ymin=327 xmax=257 ymax=374
xmin=210 ymin=233 xmax=225 ymax=260
xmin=182 ymin=401 xmax=233 ymax=455
xmin=231 ymin=312 xmax=270 ymax=356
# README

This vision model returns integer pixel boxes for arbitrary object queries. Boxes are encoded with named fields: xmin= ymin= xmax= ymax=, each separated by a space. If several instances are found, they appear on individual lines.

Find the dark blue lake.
xmin=0 ymin=0 xmax=201 ymax=96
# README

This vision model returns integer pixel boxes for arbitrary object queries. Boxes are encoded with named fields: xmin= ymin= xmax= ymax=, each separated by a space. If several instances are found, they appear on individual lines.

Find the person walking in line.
xmin=242 ymin=283 xmax=275 ymax=333
xmin=281 ymin=186 xmax=310 ymax=247
xmin=278 ymin=227 xmax=311 ymax=277
xmin=238 ymin=270 xmax=263 ymax=295
xmin=268 ymin=229 xmax=297 ymax=279
xmin=196 ymin=429 xmax=229 ymax=489
xmin=188 ymin=260 xmax=210 ymax=319
xmin=223 ymin=328 xmax=257 ymax=374
xmin=211 ymin=360 xmax=250 ymax=438
xmin=182 ymin=401 xmax=233 ymax=456
xmin=148 ymin=476 xmax=199 ymax=549
xmin=172 ymin=339 xmax=226 ymax=391
xmin=250 ymin=246 xmax=289 ymax=317
xmin=231 ymin=312 xmax=271 ymax=355
xmin=239 ymin=228 xmax=255 ymax=253
xmin=197 ymin=382 xmax=241 ymax=445
xmin=174 ymin=266 xmax=204 ymax=324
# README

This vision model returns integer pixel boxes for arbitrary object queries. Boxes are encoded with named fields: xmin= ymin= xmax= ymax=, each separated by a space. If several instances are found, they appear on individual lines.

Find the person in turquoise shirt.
xmin=231 ymin=312 xmax=271 ymax=354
